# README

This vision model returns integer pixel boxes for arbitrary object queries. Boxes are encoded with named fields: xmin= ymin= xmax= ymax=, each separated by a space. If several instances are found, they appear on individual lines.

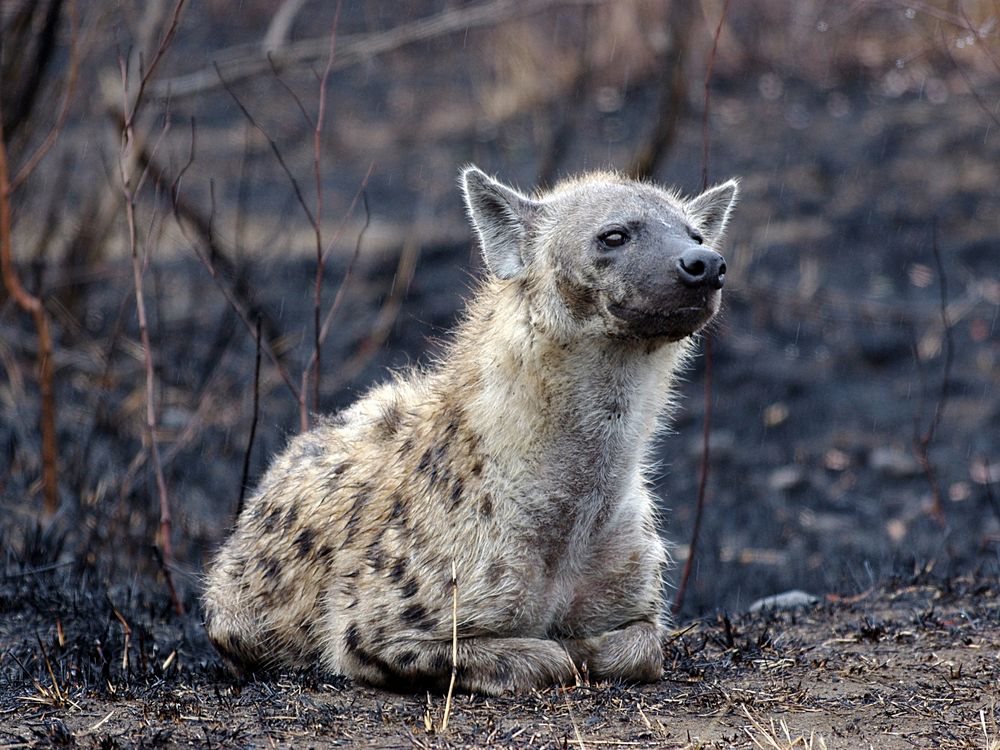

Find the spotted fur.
xmin=202 ymin=166 xmax=739 ymax=694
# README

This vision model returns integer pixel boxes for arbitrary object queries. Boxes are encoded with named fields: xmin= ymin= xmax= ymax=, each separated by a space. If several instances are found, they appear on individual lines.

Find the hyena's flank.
xmin=202 ymin=166 xmax=738 ymax=695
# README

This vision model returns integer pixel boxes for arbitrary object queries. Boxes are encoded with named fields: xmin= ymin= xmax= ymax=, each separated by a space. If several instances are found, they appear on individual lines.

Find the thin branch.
xmin=125 ymin=0 xmax=189 ymax=127
xmin=0 ymin=110 xmax=59 ymax=515
xmin=314 ymin=181 xmax=372 ymax=359
xmin=700 ymin=0 xmax=731 ymax=190
xmin=673 ymin=0 xmax=731 ymax=617
xmin=214 ymin=62 xmax=317 ymax=232
xmin=326 ymin=231 xmax=420 ymax=392
xmin=158 ymin=115 xmax=301 ymax=402
xmin=10 ymin=0 xmax=80 ymax=192
xmin=117 ymin=49 xmax=182 ymax=615
xmin=911 ymin=220 xmax=953 ymax=526
xmin=309 ymin=3 xmax=342 ymax=426
xmin=149 ymin=0 xmax=601 ymax=102
xmin=237 ymin=317 xmax=263 ymax=518
xmin=627 ymin=2 xmax=691 ymax=180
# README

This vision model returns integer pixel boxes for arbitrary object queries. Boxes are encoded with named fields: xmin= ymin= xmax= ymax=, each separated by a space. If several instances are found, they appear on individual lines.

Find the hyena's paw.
xmin=566 ymin=621 xmax=664 ymax=684
xmin=342 ymin=635 xmax=578 ymax=695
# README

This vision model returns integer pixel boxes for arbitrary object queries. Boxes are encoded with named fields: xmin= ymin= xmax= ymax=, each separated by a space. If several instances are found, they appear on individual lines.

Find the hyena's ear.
xmin=461 ymin=166 xmax=540 ymax=280
xmin=686 ymin=178 xmax=739 ymax=248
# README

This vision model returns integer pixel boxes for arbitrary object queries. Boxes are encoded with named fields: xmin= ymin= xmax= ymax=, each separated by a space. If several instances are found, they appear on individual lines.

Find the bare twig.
xmin=214 ymin=62 xmax=317 ymax=233
xmin=10 ymin=0 xmax=80 ymax=193
xmin=673 ymin=0 xmax=731 ymax=617
xmin=124 ymin=0 xmax=189 ymax=126
xmin=237 ymin=317 xmax=263 ymax=519
xmin=161 ymin=116 xmax=301 ymax=401
xmin=326 ymin=231 xmax=420 ymax=392
xmin=627 ymin=2 xmax=691 ymax=180
xmin=150 ymin=0 xmax=601 ymax=102
xmin=912 ymin=220 xmax=953 ymax=526
xmin=309 ymin=4 xmax=342 ymax=425
xmin=311 ymin=182 xmax=373 ymax=366
xmin=0 ymin=107 xmax=59 ymax=516
xmin=117 ymin=51 xmax=183 ymax=615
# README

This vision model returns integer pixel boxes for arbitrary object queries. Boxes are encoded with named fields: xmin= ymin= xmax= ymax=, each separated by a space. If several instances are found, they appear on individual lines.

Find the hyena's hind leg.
xmin=339 ymin=629 xmax=578 ymax=695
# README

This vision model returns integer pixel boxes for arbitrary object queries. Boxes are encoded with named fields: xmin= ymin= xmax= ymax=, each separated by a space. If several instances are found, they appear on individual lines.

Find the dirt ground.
xmin=2 ymin=2 xmax=1000 ymax=747
xmin=2 ymin=567 xmax=998 ymax=748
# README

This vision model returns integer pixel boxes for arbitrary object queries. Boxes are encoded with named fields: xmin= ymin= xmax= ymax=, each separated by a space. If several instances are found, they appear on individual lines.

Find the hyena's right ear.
xmin=461 ymin=166 xmax=540 ymax=280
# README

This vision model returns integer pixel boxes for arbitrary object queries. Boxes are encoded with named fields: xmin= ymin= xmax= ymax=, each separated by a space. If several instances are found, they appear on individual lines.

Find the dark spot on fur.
xmin=345 ymin=568 xmax=360 ymax=578
xmin=342 ymin=491 xmax=369 ymax=546
xmin=294 ymin=527 xmax=316 ymax=557
xmin=493 ymin=654 xmax=513 ymax=685
xmin=333 ymin=461 xmax=351 ymax=476
xmin=318 ymin=544 xmax=334 ymax=560
xmin=389 ymin=558 xmax=408 ymax=583
xmin=283 ymin=505 xmax=299 ymax=529
xmin=401 ymin=604 xmax=436 ymax=631
xmin=396 ymin=650 xmax=419 ymax=668
xmin=389 ymin=496 xmax=406 ymax=520
xmin=555 ymin=273 xmax=598 ymax=320
xmin=366 ymin=543 xmax=385 ymax=571
xmin=417 ymin=449 xmax=432 ymax=473
xmin=471 ymin=461 xmax=483 ymax=477
xmin=344 ymin=623 xmax=362 ymax=652
xmin=430 ymin=650 xmax=452 ymax=673
xmin=262 ymin=507 xmax=282 ymax=534
xmin=485 ymin=560 xmax=506 ymax=586
xmin=449 ymin=478 xmax=464 ymax=508
xmin=594 ymin=253 xmax=614 ymax=270
xmin=480 ymin=494 xmax=494 ymax=517
xmin=258 ymin=555 xmax=282 ymax=580
xmin=400 ymin=577 xmax=419 ymax=599
xmin=376 ymin=400 xmax=402 ymax=439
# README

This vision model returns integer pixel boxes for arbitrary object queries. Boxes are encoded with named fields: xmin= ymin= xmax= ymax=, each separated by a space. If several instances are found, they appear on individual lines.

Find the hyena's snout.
xmin=676 ymin=246 xmax=726 ymax=290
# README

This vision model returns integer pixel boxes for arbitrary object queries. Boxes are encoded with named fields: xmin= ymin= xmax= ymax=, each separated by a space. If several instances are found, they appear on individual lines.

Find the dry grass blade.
xmin=439 ymin=560 xmax=459 ymax=732
xmin=741 ymin=704 xmax=827 ymax=750
xmin=983 ymin=703 xmax=1000 ymax=750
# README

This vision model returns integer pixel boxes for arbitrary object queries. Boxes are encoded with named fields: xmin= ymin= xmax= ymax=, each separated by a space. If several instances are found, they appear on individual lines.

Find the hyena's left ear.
xmin=686 ymin=178 xmax=739 ymax=248
xmin=461 ymin=166 xmax=541 ymax=280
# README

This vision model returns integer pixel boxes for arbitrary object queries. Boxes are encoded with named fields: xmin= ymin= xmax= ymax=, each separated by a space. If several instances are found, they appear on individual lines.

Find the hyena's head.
xmin=461 ymin=166 xmax=738 ymax=344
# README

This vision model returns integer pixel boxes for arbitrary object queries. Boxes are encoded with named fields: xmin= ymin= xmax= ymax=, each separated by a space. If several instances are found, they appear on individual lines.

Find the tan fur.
xmin=202 ymin=166 xmax=738 ymax=694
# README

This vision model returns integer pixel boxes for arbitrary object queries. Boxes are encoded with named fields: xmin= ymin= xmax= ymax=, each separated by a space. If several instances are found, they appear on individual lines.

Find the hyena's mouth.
xmin=607 ymin=291 xmax=720 ymax=341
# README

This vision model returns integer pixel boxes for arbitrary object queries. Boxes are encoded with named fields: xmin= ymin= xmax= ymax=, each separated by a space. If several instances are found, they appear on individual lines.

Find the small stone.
xmin=769 ymin=465 xmax=807 ymax=492
xmin=749 ymin=590 xmax=819 ymax=613
xmin=870 ymin=446 xmax=922 ymax=478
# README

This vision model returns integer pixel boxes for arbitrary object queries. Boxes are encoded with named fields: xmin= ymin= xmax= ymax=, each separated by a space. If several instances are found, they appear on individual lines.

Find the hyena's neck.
xmin=438 ymin=282 xmax=690 ymax=495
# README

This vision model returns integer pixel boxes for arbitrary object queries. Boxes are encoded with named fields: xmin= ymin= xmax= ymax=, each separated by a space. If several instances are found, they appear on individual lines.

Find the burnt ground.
xmin=2 ymin=6 xmax=1000 ymax=745
xmin=2 ymin=564 xmax=998 ymax=748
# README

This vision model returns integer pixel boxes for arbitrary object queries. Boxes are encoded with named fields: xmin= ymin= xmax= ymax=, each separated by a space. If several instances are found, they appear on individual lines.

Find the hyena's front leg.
xmin=564 ymin=619 xmax=664 ymax=683
xmin=338 ymin=630 xmax=578 ymax=695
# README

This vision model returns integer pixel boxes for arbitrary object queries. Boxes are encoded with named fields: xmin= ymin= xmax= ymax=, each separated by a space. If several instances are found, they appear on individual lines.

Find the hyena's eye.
xmin=598 ymin=229 xmax=630 ymax=249
xmin=687 ymin=227 xmax=704 ymax=245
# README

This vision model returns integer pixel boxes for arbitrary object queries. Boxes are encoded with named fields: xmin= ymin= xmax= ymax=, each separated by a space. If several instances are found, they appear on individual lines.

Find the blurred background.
xmin=1 ymin=0 xmax=998 ymax=619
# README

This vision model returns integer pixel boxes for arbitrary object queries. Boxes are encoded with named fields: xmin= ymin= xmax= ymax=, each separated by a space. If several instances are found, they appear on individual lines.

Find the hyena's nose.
xmin=677 ymin=247 xmax=727 ymax=290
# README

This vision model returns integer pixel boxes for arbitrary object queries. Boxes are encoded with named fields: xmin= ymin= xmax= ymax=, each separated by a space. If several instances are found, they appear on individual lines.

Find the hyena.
xmin=202 ymin=166 xmax=738 ymax=694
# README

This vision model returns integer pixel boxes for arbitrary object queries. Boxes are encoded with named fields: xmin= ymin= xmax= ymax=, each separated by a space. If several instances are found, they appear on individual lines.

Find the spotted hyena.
xmin=202 ymin=166 xmax=739 ymax=694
